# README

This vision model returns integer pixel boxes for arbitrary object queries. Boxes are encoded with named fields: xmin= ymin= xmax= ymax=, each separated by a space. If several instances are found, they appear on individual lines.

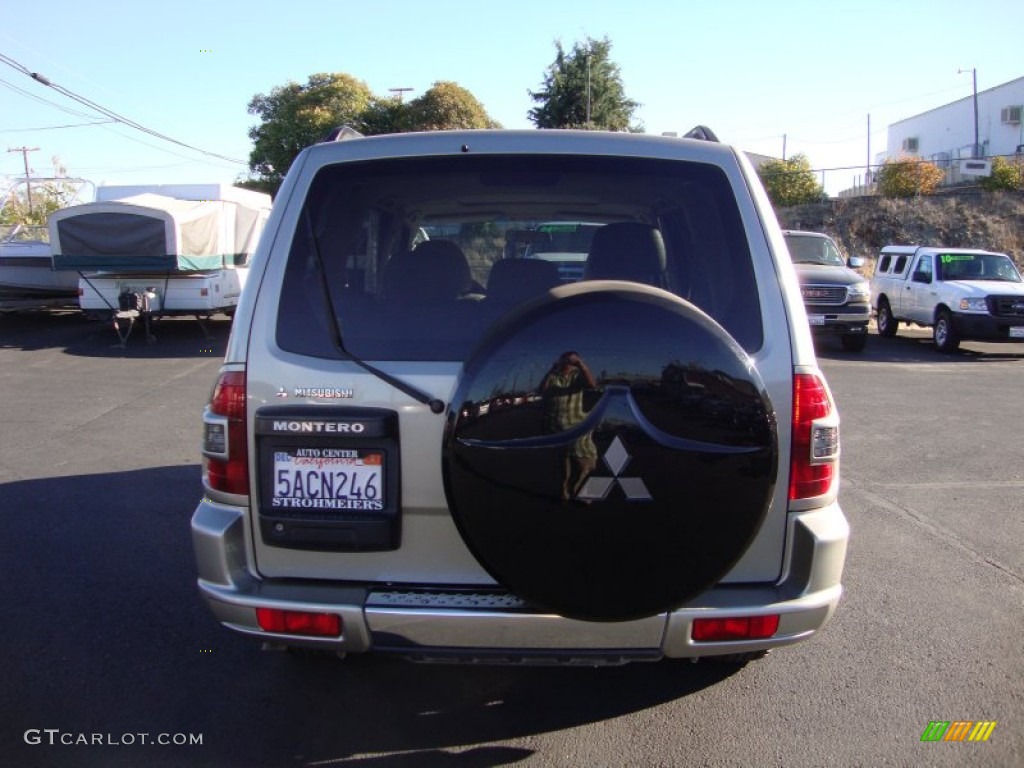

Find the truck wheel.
xmin=876 ymin=299 xmax=898 ymax=337
xmin=933 ymin=309 xmax=960 ymax=353
xmin=840 ymin=333 xmax=867 ymax=352
xmin=443 ymin=283 xmax=777 ymax=622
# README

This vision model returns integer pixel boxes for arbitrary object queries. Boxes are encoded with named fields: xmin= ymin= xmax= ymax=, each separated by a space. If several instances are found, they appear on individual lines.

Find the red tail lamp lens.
xmin=790 ymin=373 xmax=834 ymax=500
xmin=205 ymin=371 xmax=249 ymax=494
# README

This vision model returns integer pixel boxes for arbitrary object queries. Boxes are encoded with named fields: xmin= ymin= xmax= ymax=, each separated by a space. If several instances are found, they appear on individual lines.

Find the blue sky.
xmin=2 ymin=0 xmax=1021 ymax=196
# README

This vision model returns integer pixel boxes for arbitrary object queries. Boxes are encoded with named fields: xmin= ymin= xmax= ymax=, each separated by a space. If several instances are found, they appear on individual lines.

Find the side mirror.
xmin=848 ymin=256 xmax=865 ymax=269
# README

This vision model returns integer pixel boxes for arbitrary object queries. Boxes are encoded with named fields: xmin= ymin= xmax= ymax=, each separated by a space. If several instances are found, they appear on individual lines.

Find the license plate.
xmin=808 ymin=314 xmax=826 ymax=326
xmin=271 ymin=449 xmax=384 ymax=511
xmin=1011 ymin=327 xmax=1024 ymax=339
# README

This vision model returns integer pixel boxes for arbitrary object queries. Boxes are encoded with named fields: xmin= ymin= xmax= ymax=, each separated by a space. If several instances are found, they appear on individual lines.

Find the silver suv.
xmin=192 ymin=128 xmax=848 ymax=665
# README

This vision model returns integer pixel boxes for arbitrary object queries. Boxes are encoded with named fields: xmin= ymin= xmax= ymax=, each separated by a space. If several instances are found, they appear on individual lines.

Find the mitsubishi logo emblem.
xmin=576 ymin=436 xmax=652 ymax=501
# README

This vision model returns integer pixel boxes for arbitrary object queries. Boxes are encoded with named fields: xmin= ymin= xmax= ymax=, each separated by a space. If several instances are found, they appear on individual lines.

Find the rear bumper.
xmin=192 ymin=500 xmax=848 ymax=662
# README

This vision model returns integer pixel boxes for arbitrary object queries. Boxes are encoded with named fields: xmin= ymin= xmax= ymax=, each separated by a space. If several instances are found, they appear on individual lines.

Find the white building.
xmin=883 ymin=75 xmax=1024 ymax=184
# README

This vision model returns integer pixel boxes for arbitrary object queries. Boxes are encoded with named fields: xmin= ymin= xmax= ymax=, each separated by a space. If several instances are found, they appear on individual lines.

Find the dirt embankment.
xmin=775 ymin=191 xmax=1024 ymax=269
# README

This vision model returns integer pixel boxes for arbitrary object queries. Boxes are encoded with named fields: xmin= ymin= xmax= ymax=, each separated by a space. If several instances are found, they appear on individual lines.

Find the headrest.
xmin=961 ymin=260 xmax=982 ymax=277
xmin=487 ymin=258 xmax=559 ymax=305
xmin=584 ymin=222 xmax=667 ymax=287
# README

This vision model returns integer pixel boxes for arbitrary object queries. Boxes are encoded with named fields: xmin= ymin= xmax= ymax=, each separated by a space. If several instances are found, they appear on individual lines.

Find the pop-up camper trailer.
xmin=50 ymin=184 xmax=271 ymax=340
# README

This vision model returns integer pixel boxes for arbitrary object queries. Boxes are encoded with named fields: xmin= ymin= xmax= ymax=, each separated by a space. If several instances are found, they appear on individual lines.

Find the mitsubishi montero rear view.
xmin=192 ymin=128 xmax=848 ymax=665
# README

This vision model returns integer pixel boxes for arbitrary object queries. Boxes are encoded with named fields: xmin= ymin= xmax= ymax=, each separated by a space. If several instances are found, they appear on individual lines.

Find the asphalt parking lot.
xmin=1 ymin=311 xmax=1021 ymax=768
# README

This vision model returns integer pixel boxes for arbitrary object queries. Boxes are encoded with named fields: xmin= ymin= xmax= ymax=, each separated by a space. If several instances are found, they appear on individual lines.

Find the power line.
xmin=0 ymin=77 xmax=98 ymax=119
xmin=2 ymin=73 xmax=243 ymax=169
xmin=0 ymin=52 xmax=246 ymax=165
xmin=92 ymin=122 xmax=245 ymax=169
xmin=735 ymin=83 xmax=974 ymax=147
xmin=0 ymin=119 xmax=115 ymax=133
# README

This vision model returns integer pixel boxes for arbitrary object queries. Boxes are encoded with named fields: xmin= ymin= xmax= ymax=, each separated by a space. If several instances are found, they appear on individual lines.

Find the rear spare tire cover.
xmin=443 ymin=282 xmax=777 ymax=622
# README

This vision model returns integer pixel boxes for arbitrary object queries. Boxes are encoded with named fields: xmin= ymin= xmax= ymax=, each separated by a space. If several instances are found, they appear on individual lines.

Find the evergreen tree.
xmin=529 ymin=37 xmax=641 ymax=131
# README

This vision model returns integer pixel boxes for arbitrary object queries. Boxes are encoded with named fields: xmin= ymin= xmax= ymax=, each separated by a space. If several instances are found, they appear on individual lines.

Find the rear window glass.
xmin=277 ymin=154 xmax=762 ymax=361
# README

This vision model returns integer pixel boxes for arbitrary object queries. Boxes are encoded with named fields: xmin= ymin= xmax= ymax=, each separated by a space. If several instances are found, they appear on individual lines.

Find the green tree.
xmin=528 ymin=36 xmax=641 ymax=131
xmin=360 ymin=97 xmax=412 ymax=136
xmin=0 ymin=157 xmax=82 ymax=228
xmin=757 ymin=154 xmax=824 ymax=207
xmin=876 ymin=156 xmax=945 ymax=198
xmin=244 ymin=75 xmax=500 ymax=194
xmin=406 ymin=81 xmax=501 ymax=131
xmin=246 ymin=73 xmax=375 ymax=190
xmin=979 ymin=155 xmax=1024 ymax=192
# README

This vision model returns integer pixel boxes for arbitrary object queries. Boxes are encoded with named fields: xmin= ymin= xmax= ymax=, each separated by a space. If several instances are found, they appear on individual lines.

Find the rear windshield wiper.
xmin=304 ymin=210 xmax=446 ymax=414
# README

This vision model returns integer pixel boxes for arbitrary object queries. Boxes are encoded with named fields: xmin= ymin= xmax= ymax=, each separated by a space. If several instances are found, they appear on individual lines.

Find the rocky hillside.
xmin=775 ymin=190 xmax=1024 ymax=272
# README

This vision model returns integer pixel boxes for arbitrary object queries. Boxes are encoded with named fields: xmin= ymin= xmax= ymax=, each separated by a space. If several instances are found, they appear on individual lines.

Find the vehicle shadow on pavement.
xmin=0 ymin=309 xmax=231 ymax=359
xmin=1 ymin=464 xmax=742 ymax=768
xmin=816 ymin=332 xmax=1024 ymax=365
xmin=241 ymin=652 xmax=739 ymax=767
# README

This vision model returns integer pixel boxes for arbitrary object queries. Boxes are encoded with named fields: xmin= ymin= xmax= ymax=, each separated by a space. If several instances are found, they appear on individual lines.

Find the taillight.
xmin=789 ymin=373 xmax=838 ymax=500
xmin=203 ymin=370 xmax=249 ymax=494
xmin=692 ymin=615 xmax=780 ymax=642
xmin=256 ymin=608 xmax=342 ymax=637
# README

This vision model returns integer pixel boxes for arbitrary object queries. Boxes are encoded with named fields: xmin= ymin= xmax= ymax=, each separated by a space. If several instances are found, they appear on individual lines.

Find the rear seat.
xmin=375 ymin=241 xmax=486 ymax=356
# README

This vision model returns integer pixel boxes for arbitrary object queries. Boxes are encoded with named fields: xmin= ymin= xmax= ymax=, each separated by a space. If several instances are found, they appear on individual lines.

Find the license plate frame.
xmin=1010 ymin=326 xmax=1024 ymax=339
xmin=270 ymin=447 xmax=386 ymax=512
xmin=254 ymin=405 xmax=401 ymax=551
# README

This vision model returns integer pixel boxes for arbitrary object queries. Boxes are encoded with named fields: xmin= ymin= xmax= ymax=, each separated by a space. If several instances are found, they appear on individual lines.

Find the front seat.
xmin=486 ymin=258 xmax=560 ymax=307
xmin=583 ymin=222 xmax=667 ymax=287
xmin=382 ymin=240 xmax=473 ymax=305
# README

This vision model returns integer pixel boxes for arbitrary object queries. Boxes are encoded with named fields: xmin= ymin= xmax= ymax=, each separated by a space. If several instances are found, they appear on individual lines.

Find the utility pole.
xmin=782 ymin=134 xmax=787 ymax=161
xmin=388 ymin=87 xmax=413 ymax=103
xmin=7 ymin=146 xmax=39 ymax=214
xmin=585 ymin=50 xmax=592 ymax=128
xmin=866 ymin=114 xmax=871 ymax=186
xmin=971 ymin=69 xmax=979 ymax=158
xmin=958 ymin=68 xmax=980 ymax=158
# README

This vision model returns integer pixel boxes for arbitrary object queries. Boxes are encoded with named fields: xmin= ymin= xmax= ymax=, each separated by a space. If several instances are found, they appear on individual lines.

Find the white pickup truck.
xmin=870 ymin=245 xmax=1024 ymax=352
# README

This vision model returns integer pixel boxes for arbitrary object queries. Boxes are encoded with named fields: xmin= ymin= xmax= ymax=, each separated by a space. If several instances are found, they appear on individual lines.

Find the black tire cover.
xmin=443 ymin=282 xmax=777 ymax=622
